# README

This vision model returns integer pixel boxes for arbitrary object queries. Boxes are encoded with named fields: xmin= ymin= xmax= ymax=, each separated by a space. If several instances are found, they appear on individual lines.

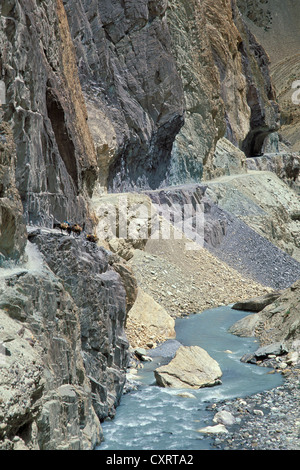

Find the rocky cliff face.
xmin=0 ymin=0 xmax=282 ymax=214
xmin=0 ymin=0 xmax=98 ymax=227
xmin=237 ymin=0 xmax=300 ymax=153
xmin=65 ymin=0 xmax=279 ymax=191
xmin=0 ymin=120 xmax=27 ymax=262
xmin=63 ymin=0 xmax=185 ymax=192
xmin=0 ymin=232 xmax=136 ymax=449
xmin=0 ymin=0 xmax=299 ymax=451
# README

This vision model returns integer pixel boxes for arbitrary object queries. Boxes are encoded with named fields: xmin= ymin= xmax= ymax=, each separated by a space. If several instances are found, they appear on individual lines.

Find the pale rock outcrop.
xmin=229 ymin=280 xmax=300 ymax=352
xmin=212 ymin=138 xmax=247 ymax=178
xmin=126 ymin=288 xmax=176 ymax=349
xmin=154 ymin=345 xmax=222 ymax=390
xmin=91 ymin=193 xmax=157 ymax=261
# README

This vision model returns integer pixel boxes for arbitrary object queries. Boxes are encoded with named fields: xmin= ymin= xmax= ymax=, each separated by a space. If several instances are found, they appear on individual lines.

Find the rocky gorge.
xmin=0 ymin=0 xmax=299 ymax=451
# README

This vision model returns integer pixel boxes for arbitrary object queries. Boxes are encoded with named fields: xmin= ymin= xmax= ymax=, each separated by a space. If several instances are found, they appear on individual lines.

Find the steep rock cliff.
xmin=0 ymin=0 xmax=98 ymax=226
xmin=0 ymin=120 xmax=27 ymax=262
xmin=0 ymin=0 xmax=282 ymax=212
xmin=237 ymin=0 xmax=300 ymax=152
xmin=0 ymin=231 xmax=136 ymax=449
xmin=63 ymin=0 xmax=185 ymax=192
xmin=29 ymin=230 xmax=135 ymax=421
xmin=63 ymin=0 xmax=279 ymax=192
xmin=0 ymin=243 xmax=101 ymax=450
xmin=0 ymin=0 xmax=298 ymax=451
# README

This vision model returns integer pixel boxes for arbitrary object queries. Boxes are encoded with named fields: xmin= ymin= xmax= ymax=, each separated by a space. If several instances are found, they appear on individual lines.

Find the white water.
xmin=0 ymin=241 xmax=45 ymax=279
xmin=97 ymin=306 xmax=283 ymax=451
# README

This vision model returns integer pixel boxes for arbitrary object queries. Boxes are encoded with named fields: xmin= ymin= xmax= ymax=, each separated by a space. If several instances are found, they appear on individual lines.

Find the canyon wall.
xmin=65 ymin=0 xmax=280 ymax=192
xmin=0 ymin=0 xmax=98 ymax=227
xmin=0 ymin=0 xmax=299 ymax=451
xmin=237 ymin=0 xmax=300 ymax=153
xmin=0 ymin=0 xmax=282 ymax=219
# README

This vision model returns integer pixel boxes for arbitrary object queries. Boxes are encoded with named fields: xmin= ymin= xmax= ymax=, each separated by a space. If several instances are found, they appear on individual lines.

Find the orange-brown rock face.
xmin=168 ymin=0 xmax=279 ymax=180
xmin=0 ymin=0 xmax=281 ymax=215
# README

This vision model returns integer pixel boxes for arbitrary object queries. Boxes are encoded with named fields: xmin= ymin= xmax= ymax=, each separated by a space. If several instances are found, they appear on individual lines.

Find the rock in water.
xmin=154 ymin=345 xmax=222 ymax=389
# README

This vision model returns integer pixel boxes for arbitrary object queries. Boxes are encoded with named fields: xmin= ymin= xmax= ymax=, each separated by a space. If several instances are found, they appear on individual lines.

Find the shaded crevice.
xmin=46 ymin=87 xmax=79 ymax=193
xmin=242 ymin=128 xmax=270 ymax=157
xmin=107 ymin=113 xmax=184 ymax=192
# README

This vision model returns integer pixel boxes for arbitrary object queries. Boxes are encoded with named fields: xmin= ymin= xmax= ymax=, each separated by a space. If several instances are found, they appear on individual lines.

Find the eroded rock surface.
xmin=0 ymin=0 xmax=97 ymax=226
xmin=0 ymin=249 xmax=101 ymax=450
xmin=154 ymin=345 xmax=222 ymax=390
xmin=0 ymin=121 xmax=27 ymax=262
xmin=0 ymin=230 xmax=136 ymax=449
xmin=29 ymin=230 xmax=134 ymax=421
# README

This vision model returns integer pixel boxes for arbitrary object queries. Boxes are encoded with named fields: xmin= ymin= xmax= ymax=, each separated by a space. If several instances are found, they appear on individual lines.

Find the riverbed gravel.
xmin=207 ymin=366 xmax=300 ymax=450
xmin=125 ymin=188 xmax=300 ymax=451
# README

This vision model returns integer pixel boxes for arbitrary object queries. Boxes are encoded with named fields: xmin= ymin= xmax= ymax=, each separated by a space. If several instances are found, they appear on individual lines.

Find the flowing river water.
xmin=97 ymin=306 xmax=283 ymax=451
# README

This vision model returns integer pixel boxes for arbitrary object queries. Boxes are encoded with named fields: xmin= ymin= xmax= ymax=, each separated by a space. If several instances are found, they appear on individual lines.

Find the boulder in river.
xmin=154 ymin=345 xmax=222 ymax=389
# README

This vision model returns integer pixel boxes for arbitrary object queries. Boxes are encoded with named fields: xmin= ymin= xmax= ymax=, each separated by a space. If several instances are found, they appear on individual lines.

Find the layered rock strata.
xmin=64 ymin=0 xmax=280 ymax=192
xmin=0 ymin=0 xmax=288 ymax=220
xmin=28 ymin=229 xmax=135 ymax=422
xmin=0 ymin=120 xmax=27 ymax=263
xmin=0 ymin=230 xmax=135 ymax=449
xmin=0 ymin=0 xmax=98 ymax=226
xmin=0 ymin=243 xmax=101 ymax=450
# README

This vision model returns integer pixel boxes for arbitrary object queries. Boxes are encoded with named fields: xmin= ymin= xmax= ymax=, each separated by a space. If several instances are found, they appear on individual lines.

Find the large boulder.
xmin=154 ymin=345 xmax=222 ymax=389
xmin=126 ymin=288 xmax=176 ymax=348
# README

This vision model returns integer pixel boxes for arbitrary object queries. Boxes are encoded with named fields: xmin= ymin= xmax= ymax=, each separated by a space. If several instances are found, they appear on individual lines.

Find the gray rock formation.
xmin=0 ymin=0 xmax=298 ymax=452
xmin=0 ymin=120 xmax=27 ymax=263
xmin=64 ymin=0 xmax=185 ymax=192
xmin=0 ymin=0 xmax=284 ymax=220
xmin=0 ymin=230 xmax=136 ymax=449
xmin=0 ymin=0 xmax=98 ymax=227
xmin=144 ymin=184 xmax=300 ymax=290
xmin=230 ymin=280 xmax=300 ymax=352
xmin=232 ymin=291 xmax=282 ymax=312
xmin=63 ymin=0 xmax=280 ymax=192
xmin=154 ymin=345 xmax=222 ymax=389
xmin=0 ymin=246 xmax=101 ymax=450
xmin=247 ymin=153 xmax=300 ymax=194
xmin=28 ymin=229 xmax=135 ymax=421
